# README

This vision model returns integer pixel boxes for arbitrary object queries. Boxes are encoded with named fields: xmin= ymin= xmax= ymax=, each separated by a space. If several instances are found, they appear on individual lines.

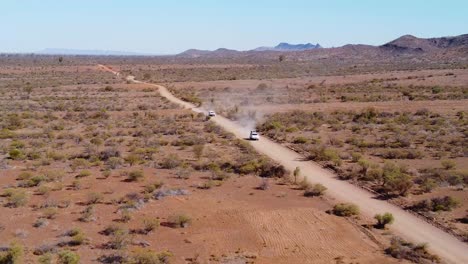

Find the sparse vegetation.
xmin=385 ymin=237 xmax=440 ymax=263
xmin=332 ymin=203 xmax=360 ymax=217
xmin=303 ymin=183 xmax=327 ymax=197
xmin=167 ymin=213 xmax=192 ymax=228
xmin=374 ymin=213 xmax=395 ymax=229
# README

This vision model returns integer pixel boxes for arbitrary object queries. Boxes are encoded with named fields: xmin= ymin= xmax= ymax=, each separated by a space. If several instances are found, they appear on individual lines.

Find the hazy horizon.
xmin=2 ymin=0 xmax=467 ymax=54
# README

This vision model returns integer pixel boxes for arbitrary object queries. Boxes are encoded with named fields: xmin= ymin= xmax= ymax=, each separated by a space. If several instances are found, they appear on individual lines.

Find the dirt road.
xmin=100 ymin=66 xmax=468 ymax=263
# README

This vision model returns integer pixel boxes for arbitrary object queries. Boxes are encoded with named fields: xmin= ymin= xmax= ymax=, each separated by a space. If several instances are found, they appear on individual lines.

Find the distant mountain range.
xmin=176 ymin=34 xmax=468 ymax=59
xmin=253 ymin=42 xmax=322 ymax=51
xmin=35 ymin=48 xmax=150 ymax=56
xmin=30 ymin=34 xmax=468 ymax=59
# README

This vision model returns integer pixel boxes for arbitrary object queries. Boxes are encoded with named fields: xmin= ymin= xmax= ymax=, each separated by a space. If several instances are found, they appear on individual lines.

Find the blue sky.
xmin=1 ymin=0 xmax=467 ymax=54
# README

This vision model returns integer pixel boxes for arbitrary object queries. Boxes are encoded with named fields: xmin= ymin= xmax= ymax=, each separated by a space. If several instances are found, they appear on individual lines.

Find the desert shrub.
xmin=160 ymin=154 xmax=181 ymax=169
xmin=108 ymin=229 xmax=130 ymax=249
xmin=21 ymin=175 xmax=47 ymax=187
xmin=381 ymin=149 xmax=423 ymax=159
xmin=142 ymin=218 xmax=160 ymax=234
xmin=6 ymin=189 xmax=29 ymax=207
xmin=293 ymin=136 xmax=308 ymax=144
xmin=307 ymin=146 xmax=342 ymax=166
xmin=258 ymin=163 xmax=286 ymax=178
xmin=419 ymin=178 xmax=438 ymax=193
xmin=70 ymin=158 xmax=89 ymax=172
xmin=17 ymin=171 xmax=33 ymax=180
xmin=76 ymin=170 xmax=91 ymax=178
xmin=411 ymin=196 xmax=459 ymax=212
xmin=351 ymin=152 xmax=362 ymax=162
xmin=198 ymin=180 xmax=217 ymax=189
xmin=144 ymin=181 xmax=164 ymax=193
xmin=37 ymin=185 xmax=52 ymax=196
xmin=176 ymin=167 xmax=192 ymax=180
xmin=192 ymin=144 xmax=204 ymax=160
xmin=127 ymin=170 xmax=144 ymax=182
xmin=125 ymin=154 xmax=141 ymax=166
xmin=71 ymin=180 xmax=82 ymax=190
xmin=332 ymin=203 xmax=360 ymax=217
xmin=431 ymin=86 xmax=442 ymax=94
xmin=167 ymin=213 xmax=192 ymax=228
xmin=38 ymin=253 xmax=53 ymax=264
xmin=0 ymin=242 xmax=23 ymax=264
xmin=374 ymin=213 xmax=394 ymax=229
xmin=79 ymin=205 xmax=96 ymax=222
xmin=385 ymin=237 xmax=440 ymax=263
xmin=298 ymin=178 xmax=312 ymax=190
xmin=67 ymin=228 xmax=86 ymax=246
xmin=9 ymin=149 xmax=25 ymax=160
xmin=120 ymin=209 xmax=132 ymax=223
xmin=107 ymin=157 xmax=122 ymax=169
xmin=33 ymin=218 xmax=49 ymax=228
xmin=128 ymin=249 xmax=172 ymax=264
xmin=42 ymin=207 xmax=58 ymax=219
xmin=6 ymin=114 xmax=23 ymax=130
xmin=304 ymin=183 xmax=327 ymax=197
xmin=87 ymin=192 xmax=104 ymax=204
xmin=441 ymin=159 xmax=456 ymax=170
xmin=57 ymin=250 xmax=80 ymax=264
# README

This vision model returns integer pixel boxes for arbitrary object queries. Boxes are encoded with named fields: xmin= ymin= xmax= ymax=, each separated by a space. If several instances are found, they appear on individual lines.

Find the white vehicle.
xmin=249 ymin=131 xmax=260 ymax=140
xmin=208 ymin=110 xmax=216 ymax=117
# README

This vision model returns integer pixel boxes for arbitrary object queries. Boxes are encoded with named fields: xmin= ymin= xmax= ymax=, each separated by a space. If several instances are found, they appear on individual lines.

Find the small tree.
xmin=374 ymin=212 xmax=395 ymax=229
xmin=58 ymin=56 xmax=63 ymax=63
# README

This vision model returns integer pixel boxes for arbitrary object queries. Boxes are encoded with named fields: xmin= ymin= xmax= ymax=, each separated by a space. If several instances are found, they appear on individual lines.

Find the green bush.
xmin=127 ymin=170 xmax=144 ymax=182
xmin=76 ymin=170 xmax=91 ymax=178
xmin=381 ymin=162 xmax=413 ymax=196
xmin=142 ymin=218 xmax=160 ymax=234
xmin=374 ymin=213 xmax=394 ymax=229
xmin=0 ymin=242 xmax=23 ymax=264
xmin=68 ymin=228 xmax=86 ymax=246
xmin=332 ymin=203 xmax=360 ymax=217
xmin=57 ymin=250 xmax=80 ymax=264
xmin=293 ymin=136 xmax=308 ymax=144
xmin=129 ymin=249 xmax=172 ymax=264
xmin=9 ymin=149 xmax=24 ymax=160
xmin=108 ymin=229 xmax=130 ymax=249
xmin=6 ymin=189 xmax=29 ymax=208
xmin=410 ymin=196 xmax=459 ymax=212
xmin=38 ymin=253 xmax=53 ymax=264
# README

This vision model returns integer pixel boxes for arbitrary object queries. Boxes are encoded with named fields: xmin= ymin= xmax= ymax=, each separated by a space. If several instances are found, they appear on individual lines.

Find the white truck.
xmin=249 ymin=131 xmax=260 ymax=140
